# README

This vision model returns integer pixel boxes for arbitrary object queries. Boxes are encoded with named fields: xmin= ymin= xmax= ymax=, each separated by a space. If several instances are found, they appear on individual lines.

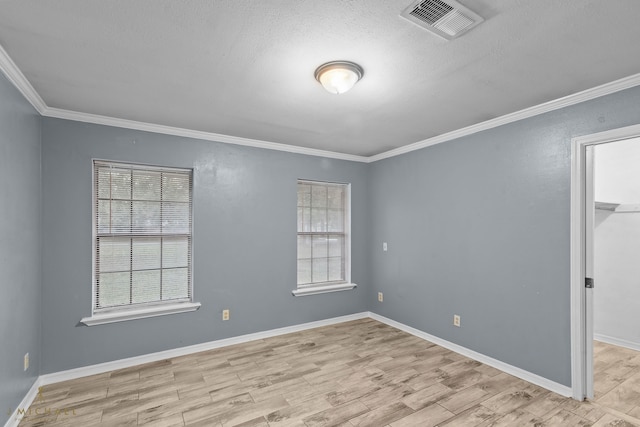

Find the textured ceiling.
xmin=0 ymin=0 xmax=639 ymax=156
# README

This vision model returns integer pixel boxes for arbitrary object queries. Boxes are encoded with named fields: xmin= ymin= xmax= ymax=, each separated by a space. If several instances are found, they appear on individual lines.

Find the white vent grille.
xmin=401 ymin=0 xmax=484 ymax=40
xmin=409 ymin=0 xmax=453 ymax=25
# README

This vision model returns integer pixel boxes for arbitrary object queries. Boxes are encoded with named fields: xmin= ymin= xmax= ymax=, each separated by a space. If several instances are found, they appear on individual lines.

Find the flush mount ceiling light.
xmin=314 ymin=61 xmax=364 ymax=94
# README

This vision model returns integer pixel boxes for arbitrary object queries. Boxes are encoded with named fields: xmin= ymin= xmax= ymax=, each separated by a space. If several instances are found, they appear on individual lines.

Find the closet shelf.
xmin=595 ymin=201 xmax=640 ymax=212
xmin=595 ymin=202 xmax=620 ymax=211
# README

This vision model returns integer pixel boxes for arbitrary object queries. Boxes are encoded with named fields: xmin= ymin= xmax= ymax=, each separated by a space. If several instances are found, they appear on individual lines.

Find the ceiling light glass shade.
xmin=314 ymin=61 xmax=364 ymax=94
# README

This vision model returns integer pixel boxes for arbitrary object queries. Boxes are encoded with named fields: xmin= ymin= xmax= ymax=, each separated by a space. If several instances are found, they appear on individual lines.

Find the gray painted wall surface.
xmin=40 ymin=118 xmax=369 ymax=374
xmin=368 ymin=86 xmax=640 ymax=387
xmin=0 ymin=73 xmax=41 ymax=424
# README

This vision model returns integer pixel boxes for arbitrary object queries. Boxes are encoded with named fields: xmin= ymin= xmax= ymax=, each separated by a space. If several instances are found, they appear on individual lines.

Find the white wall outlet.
xmin=222 ymin=309 xmax=230 ymax=321
xmin=378 ymin=292 xmax=383 ymax=302
xmin=453 ymin=315 xmax=461 ymax=327
xmin=24 ymin=353 xmax=29 ymax=371
xmin=383 ymin=242 xmax=388 ymax=251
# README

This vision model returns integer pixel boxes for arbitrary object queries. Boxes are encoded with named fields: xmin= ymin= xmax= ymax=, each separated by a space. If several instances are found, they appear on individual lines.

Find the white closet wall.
xmin=594 ymin=137 xmax=640 ymax=350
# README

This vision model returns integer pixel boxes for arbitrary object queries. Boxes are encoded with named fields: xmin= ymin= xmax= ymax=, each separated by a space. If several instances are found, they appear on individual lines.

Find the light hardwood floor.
xmin=593 ymin=340 xmax=640 ymax=420
xmin=15 ymin=319 xmax=640 ymax=426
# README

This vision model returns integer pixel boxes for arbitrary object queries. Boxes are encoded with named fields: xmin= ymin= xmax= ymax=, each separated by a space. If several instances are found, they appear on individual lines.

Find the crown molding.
xmin=2 ymin=38 xmax=639 ymax=164
xmin=0 ymin=42 xmax=367 ymax=163
xmin=368 ymin=72 xmax=640 ymax=163
xmin=41 ymin=107 xmax=369 ymax=163
xmin=0 ymin=44 xmax=46 ymax=114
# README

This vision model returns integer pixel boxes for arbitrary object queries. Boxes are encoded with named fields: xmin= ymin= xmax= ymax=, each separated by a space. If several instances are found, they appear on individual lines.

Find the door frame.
xmin=570 ymin=123 xmax=640 ymax=400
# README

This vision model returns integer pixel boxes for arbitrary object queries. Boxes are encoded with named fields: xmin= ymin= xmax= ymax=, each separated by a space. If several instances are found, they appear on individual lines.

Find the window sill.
xmin=80 ymin=302 xmax=201 ymax=326
xmin=292 ymin=283 xmax=357 ymax=297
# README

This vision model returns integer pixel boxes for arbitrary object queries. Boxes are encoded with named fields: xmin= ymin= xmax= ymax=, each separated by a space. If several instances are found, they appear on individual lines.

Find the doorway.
xmin=592 ymin=138 xmax=640 ymax=415
xmin=571 ymin=123 xmax=640 ymax=401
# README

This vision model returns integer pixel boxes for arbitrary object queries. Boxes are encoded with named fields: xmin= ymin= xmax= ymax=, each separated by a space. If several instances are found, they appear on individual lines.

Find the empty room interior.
xmin=3 ymin=1 xmax=640 ymax=426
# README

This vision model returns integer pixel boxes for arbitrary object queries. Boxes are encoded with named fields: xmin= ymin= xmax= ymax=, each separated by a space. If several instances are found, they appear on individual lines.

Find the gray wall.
xmin=368 ymin=85 xmax=640 ymax=387
xmin=40 ymin=118 xmax=369 ymax=374
xmin=0 ymin=73 xmax=41 ymax=424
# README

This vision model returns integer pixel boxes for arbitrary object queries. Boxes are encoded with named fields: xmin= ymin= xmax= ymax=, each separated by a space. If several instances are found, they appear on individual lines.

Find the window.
xmin=294 ymin=180 xmax=356 ymax=296
xmin=81 ymin=160 xmax=199 ymax=326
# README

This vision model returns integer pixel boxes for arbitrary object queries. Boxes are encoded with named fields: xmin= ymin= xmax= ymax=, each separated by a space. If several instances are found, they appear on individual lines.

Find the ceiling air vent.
xmin=401 ymin=0 xmax=484 ymax=40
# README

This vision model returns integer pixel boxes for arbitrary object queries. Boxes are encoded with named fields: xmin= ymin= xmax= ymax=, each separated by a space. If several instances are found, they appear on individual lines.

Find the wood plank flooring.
xmin=15 ymin=319 xmax=640 ymax=426
xmin=592 ymin=340 xmax=640 ymax=421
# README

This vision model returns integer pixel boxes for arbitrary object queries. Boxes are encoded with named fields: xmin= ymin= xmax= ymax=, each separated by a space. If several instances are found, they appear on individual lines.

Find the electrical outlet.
xmin=453 ymin=315 xmax=461 ymax=327
xmin=24 ymin=353 xmax=29 ymax=371
xmin=222 ymin=309 xmax=230 ymax=321
xmin=378 ymin=292 xmax=383 ymax=302
xmin=383 ymin=242 xmax=388 ymax=251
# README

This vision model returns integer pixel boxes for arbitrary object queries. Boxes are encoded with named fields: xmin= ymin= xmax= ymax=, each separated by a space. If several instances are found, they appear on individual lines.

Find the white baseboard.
xmin=368 ymin=312 xmax=573 ymax=398
xmin=4 ymin=377 xmax=43 ymax=427
xmin=594 ymin=333 xmax=640 ymax=352
xmin=7 ymin=309 xmax=577 ymax=427
xmin=39 ymin=312 xmax=368 ymax=386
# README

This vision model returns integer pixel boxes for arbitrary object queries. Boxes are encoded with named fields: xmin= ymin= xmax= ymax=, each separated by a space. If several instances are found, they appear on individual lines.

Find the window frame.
xmin=293 ymin=179 xmax=356 ymax=296
xmin=81 ymin=159 xmax=200 ymax=326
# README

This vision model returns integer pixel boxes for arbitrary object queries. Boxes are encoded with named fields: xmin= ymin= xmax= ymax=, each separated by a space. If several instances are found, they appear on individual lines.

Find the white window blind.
xmin=297 ymin=180 xmax=349 ymax=287
xmin=94 ymin=160 xmax=193 ymax=313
